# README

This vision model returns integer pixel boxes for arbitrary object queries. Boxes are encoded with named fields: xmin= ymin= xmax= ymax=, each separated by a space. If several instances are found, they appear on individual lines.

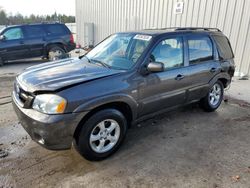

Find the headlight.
xmin=32 ymin=94 xmax=67 ymax=114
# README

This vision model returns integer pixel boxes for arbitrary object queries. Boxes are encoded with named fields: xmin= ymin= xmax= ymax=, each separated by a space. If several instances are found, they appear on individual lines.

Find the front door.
xmin=0 ymin=27 xmax=29 ymax=61
xmin=138 ymin=36 xmax=189 ymax=116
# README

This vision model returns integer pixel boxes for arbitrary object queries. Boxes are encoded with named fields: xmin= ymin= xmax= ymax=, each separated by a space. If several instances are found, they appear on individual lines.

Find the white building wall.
xmin=76 ymin=0 xmax=250 ymax=76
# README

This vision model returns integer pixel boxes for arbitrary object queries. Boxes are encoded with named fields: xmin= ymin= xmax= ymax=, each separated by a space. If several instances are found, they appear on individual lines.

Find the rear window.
xmin=187 ymin=36 xmax=213 ymax=64
xmin=25 ymin=25 xmax=46 ymax=37
xmin=213 ymin=35 xmax=234 ymax=60
xmin=46 ymin=24 xmax=68 ymax=35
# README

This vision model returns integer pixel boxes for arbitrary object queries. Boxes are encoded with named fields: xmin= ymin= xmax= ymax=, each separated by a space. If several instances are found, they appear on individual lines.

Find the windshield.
xmin=85 ymin=33 xmax=152 ymax=70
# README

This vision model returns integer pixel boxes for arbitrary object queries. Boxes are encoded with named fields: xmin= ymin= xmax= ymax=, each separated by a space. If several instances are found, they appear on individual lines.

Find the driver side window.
xmin=151 ymin=37 xmax=184 ymax=70
xmin=3 ymin=28 xmax=23 ymax=40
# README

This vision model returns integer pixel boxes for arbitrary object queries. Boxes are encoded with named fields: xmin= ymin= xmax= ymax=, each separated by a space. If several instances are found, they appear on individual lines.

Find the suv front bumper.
xmin=12 ymin=92 xmax=86 ymax=150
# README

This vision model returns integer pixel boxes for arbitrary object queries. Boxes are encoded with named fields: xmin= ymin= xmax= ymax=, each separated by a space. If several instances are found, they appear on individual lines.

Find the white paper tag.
xmin=134 ymin=34 xmax=152 ymax=41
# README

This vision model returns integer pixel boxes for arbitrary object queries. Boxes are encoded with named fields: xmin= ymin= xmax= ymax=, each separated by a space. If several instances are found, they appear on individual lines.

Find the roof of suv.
xmin=4 ymin=22 xmax=65 ymax=29
xmin=119 ymin=27 xmax=223 ymax=36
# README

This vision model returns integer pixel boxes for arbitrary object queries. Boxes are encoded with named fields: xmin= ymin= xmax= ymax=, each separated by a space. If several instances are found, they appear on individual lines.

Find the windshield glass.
xmin=85 ymin=33 xmax=152 ymax=70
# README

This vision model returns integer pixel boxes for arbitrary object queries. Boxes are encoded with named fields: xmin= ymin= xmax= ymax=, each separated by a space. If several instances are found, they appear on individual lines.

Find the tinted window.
xmin=213 ymin=35 xmax=234 ymax=60
xmin=46 ymin=24 xmax=67 ymax=35
xmin=25 ymin=25 xmax=46 ymax=38
xmin=3 ymin=28 xmax=23 ymax=40
xmin=151 ymin=37 xmax=183 ymax=70
xmin=188 ymin=36 xmax=213 ymax=63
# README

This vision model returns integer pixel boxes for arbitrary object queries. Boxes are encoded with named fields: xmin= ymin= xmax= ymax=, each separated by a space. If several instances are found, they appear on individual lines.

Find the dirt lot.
xmin=1 ymin=62 xmax=250 ymax=188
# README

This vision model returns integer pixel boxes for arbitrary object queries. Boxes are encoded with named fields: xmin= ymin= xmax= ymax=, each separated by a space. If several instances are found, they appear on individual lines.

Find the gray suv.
xmin=12 ymin=28 xmax=235 ymax=161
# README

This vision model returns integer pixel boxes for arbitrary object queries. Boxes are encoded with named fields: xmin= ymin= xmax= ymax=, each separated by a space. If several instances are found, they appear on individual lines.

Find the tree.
xmin=0 ymin=8 xmax=75 ymax=25
xmin=0 ymin=7 xmax=7 ymax=25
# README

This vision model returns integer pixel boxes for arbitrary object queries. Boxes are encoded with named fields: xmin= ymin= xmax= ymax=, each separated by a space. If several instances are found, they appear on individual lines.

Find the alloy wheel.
xmin=209 ymin=83 xmax=222 ymax=106
xmin=89 ymin=119 xmax=121 ymax=153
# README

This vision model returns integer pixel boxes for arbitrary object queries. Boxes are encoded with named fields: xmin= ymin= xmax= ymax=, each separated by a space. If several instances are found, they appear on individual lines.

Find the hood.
xmin=17 ymin=58 xmax=123 ymax=93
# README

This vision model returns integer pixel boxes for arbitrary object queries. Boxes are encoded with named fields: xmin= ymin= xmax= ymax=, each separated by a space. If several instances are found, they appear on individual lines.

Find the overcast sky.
xmin=0 ymin=0 xmax=75 ymax=16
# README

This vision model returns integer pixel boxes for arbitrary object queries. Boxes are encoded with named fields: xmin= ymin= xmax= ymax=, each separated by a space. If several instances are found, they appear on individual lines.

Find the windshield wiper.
xmin=90 ymin=59 xmax=111 ymax=68
xmin=80 ymin=55 xmax=91 ymax=63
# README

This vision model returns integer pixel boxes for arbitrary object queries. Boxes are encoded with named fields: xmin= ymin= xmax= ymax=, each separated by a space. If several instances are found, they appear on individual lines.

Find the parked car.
xmin=12 ymin=28 xmax=235 ymax=161
xmin=0 ymin=23 xmax=75 ymax=65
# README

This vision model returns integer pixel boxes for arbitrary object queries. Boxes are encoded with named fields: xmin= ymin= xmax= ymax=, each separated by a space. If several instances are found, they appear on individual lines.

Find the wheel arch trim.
xmin=209 ymin=73 xmax=231 ymax=88
xmin=73 ymin=94 xmax=138 ymax=121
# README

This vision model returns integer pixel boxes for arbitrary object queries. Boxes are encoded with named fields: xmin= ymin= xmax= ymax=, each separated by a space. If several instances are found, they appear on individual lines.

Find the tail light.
xmin=76 ymin=44 xmax=81 ymax=49
xmin=70 ymin=34 xmax=74 ymax=44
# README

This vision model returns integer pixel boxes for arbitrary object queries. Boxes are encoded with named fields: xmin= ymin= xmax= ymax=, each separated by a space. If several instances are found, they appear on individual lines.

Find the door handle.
xmin=19 ymin=41 xmax=24 ymax=44
xmin=175 ymin=74 xmax=185 ymax=80
xmin=210 ymin=67 xmax=217 ymax=73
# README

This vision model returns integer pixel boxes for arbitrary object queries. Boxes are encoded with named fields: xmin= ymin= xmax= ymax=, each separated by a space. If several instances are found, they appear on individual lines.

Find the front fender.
xmin=73 ymin=94 xmax=138 ymax=121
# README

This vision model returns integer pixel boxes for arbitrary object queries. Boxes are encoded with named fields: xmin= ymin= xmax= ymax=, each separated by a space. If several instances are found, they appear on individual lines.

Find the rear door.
xmin=0 ymin=26 xmax=29 ymax=60
xmin=138 ymin=35 xmax=189 ymax=116
xmin=23 ymin=25 xmax=47 ymax=57
xmin=44 ymin=24 xmax=69 ymax=47
xmin=184 ymin=34 xmax=221 ymax=101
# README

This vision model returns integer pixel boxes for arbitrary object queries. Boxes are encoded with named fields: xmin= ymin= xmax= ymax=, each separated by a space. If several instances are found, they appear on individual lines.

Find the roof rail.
xmin=175 ymin=27 xmax=221 ymax=32
xmin=143 ymin=27 xmax=178 ymax=30
xmin=40 ymin=21 xmax=61 ymax=24
xmin=20 ymin=21 xmax=62 ymax=26
xmin=143 ymin=27 xmax=221 ymax=32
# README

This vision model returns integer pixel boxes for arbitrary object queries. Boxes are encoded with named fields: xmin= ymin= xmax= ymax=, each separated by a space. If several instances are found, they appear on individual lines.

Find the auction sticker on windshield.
xmin=134 ymin=34 xmax=152 ymax=41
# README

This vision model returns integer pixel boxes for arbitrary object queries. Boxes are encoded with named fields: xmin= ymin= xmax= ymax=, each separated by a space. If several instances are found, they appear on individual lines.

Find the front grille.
xmin=19 ymin=89 xmax=28 ymax=103
xmin=14 ymin=82 xmax=34 ymax=108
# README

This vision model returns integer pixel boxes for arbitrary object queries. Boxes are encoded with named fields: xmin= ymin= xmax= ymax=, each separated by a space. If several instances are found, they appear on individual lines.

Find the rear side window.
xmin=25 ymin=26 xmax=46 ymax=38
xmin=213 ymin=35 xmax=234 ymax=60
xmin=187 ymin=36 xmax=213 ymax=64
xmin=46 ymin=24 xmax=68 ymax=35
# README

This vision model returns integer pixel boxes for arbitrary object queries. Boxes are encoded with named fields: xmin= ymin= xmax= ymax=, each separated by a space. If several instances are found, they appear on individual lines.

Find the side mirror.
xmin=0 ymin=35 xmax=5 ymax=41
xmin=147 ymin=62 xmax=164 ymax=73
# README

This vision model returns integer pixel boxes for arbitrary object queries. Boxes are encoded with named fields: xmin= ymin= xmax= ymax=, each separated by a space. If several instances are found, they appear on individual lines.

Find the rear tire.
xmin=200 ymin=80 xmax=224 ymax=112
xmin=48 ymin=46 xmax=66 ymax=61
xmin=75 ymin=109 xmax=128 ymax=161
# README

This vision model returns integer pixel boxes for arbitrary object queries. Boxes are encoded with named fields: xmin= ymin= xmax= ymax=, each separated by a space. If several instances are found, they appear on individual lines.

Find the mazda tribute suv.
xmin=12 ymin=28 xmax=235 ymax=161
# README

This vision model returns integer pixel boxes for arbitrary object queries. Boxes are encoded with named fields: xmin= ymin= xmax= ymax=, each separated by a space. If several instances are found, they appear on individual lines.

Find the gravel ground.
xmin=0 ymin=60 xmax=250 ymax=188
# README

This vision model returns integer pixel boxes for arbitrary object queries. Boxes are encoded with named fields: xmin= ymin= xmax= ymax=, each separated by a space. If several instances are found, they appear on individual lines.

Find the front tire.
xmin=200 ymin=80 xmax=224 ymax=112
xmin=76 ymin=109 xmax=127 ymax=161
